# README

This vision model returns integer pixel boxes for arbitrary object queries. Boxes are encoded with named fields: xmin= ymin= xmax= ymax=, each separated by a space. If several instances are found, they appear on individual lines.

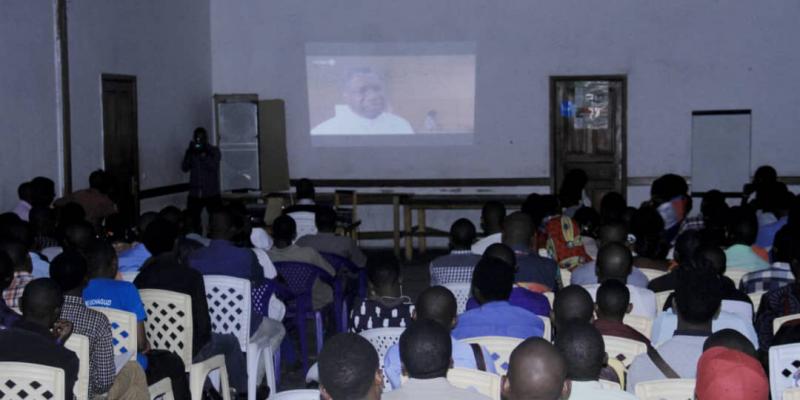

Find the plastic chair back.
xmin=462 ymin=336 xmax=523 ymax=374
xmin=770 ymin=343 xmax=800 ymax=400
xmin=559 ymin=268 xmax=571 ymax=286
xmin=785 ymin=387 xmax=800 ymax=400
xmin=442 ymin=282 xmax=471 ymax=315
xmin=0 ymin=362 xmax=66 ymax=400
xmin=774 ymin=313 xmax=800 ymax=335
xmin=725 ymin=268 xmax=749 ymax=287
xmin=447 ymin=368 xmax=501 ymax=400
xmin=90 ymin=307 xmax=138 ymax=358
xmin=64 ymin=334 xmax=90 ymax=400
xmin=287 ymin=212 xmax=318 ymax=240
xmin=721 ymin=299 xmax=753 ymax=323
xmin=139 ymin=289 xmax=194 ymax=371
xmin=603 ymin=335 xmax=647 ymax=366
xmin=537 ymin=315 xmax=552 ymax=342
xmin=148 ymin=377 xmax=175 ymax=400
xmin=360 ymin=327 xmax=405 ymax=390
xmin=607 ymin=357 xmax=626 ymax=389
xmin=271 ymin=389 xmax=320 ymax=400
xmin=749 ymin=290 xmax=766 ymax=311
xmin=639 ymin=268 xmax=666 ymax=281
xmin=634 ymin=379 xmax=696 ymax=400
xmin=544 ymin=292 xmax=554 ymax=308
xmin=655 ymin=291 xmax=673 ymax=313
xmin=623 ymin=314 xmax=653 ymax=339
xmin=204 ymin=275 xmax=252 ymax=352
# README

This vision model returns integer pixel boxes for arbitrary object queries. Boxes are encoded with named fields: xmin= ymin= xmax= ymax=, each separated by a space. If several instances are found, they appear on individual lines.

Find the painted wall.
xmin=67 ymin=0 xmax=212 ymax=192
xmin=211 ymin=0 xmax=800 ymax=182
xmin=0 ymin=1 xmax=60 ymax=210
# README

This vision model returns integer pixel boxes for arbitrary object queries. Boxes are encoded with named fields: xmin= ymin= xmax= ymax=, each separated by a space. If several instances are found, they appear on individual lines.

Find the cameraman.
xmin=181 ymin=127 xmax=221 ymax=232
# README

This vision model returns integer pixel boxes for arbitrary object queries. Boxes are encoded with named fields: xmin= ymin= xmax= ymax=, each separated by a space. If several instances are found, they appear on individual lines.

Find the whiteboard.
xmin=691 ymin=111 xmax=751 ymax=193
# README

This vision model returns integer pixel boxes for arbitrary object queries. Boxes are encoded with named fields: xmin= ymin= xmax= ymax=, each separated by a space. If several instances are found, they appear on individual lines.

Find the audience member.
xmin=703 ymin=329 xmax=757 ymax=358
xmin=62 ymin=220 xmax=96 ymax=255
xmin=350 ymin=261 xmax=413 ymax=333
xmin=453 ymin=257 xmax=544 ymax=339
xmin=629 ymin=206 xmax=671 ymax=271
xmin=626 ymin=267 xmax=721 ymax=392
xmin=182 ymin=127 xmax=222 ymax=232
xmin=503 ymin=211 xmax=558 ymax=291
xmin=29 ymin=206 xmax=59 ymax=251
xmin=384 ymin=319 xmax=490 ymax=400
xmin=742 ymin=226 xmax=795 ymax=293
xmin=283 ymin=178 xmax=325 ymax=215
xmin=570 ymin=222 xmax=649 ymax=287
xmin=30 ymin=176 xmax=56 ymax=209
xmin=599 ymin=191 xmax=627 ymax=225
xmin=695 ymin=346 xmax=769 ymax=400
xmin=384 ymin=286 xmax=495 ymax=389
xmin=471 ymin=201 xmax=505 ymax=255
xmin=552 ymin=285 xmax=594 ymax=334
xmin=0 ymin=252 xmax=21 ymax=328
xmin=296 ymin=206 xmax=367 ymax=268
xmin=583 ymin=243 xmax=657 ymax=318
xmin=318 ymin=333 xmax=382 ymax=400
xmin=593 ymin=279 xmax=651 ymax=346
xmin=647 ymin=229 xmax=703 ymax=293
xmin=268 ymin=214 xmax=335 ymax=310
xmin=0 ymin=278 xmax=79 ymax=396
xmin=0 ymin=240 xmax=33 ymax=308
xmin=755 ymin=184 xmax=792 ymax=249
xmin=559 ymin=169 xmax=590 ymax=217
xmin=55 ymin=170 xmax=117 ymax=228
xmin=725 ymin=206 xmax=770 ymax=271
xmin=502 ymin=337 xmax=571 ymax=400
xmin=465 ymin=243 xmax=551 ymax=316
xmin=754 ymin=229 xmax=800 ymax=349
xmin=118 ymin=212 xmax=158 ymax=273
xmin=11 ymin=181 xmax=33 ymax=221
xmin=574 ymin=207 xmax=600 ymax=259
xmin=429 ymin=218 xmax=481 ymax=285
xmin=0 ymin=216 xmax=49 ymax=279
xmin=555 ymin=321 xmax=637 ymax=399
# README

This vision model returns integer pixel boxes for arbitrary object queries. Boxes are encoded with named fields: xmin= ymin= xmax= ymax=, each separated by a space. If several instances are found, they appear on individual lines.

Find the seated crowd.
xmin=1 ymin=167 xmax=799 ymax=400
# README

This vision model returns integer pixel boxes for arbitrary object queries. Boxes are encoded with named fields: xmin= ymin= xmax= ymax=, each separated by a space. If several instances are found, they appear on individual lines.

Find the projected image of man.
xmin=312 ymin=68 xmax=414 ymax=135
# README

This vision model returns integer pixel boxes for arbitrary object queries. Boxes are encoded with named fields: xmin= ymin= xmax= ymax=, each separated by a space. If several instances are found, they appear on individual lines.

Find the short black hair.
xmin=692 ymin=245 xmax=727 ymax=276
xmin=574 ymin=207 xmax=600 ymax=236
xmin=136 ymin=212 xmax=159 ymax=237
xmin=449 ymin=218 xmax=476 ymax=249
xmin=17 ymin=181 xmax=32 ymax=201
xmin=142 ymin=217 xmax=179 ymax=256
xmin=555 ymin=320 xmax=605 ymax=381
xmin=481 ymin=201 xmax=506 ymax=229
xmin=49 ymin=250 xmax=88 ymax=292
xmin=675 ymin=266 xmax=722 ymax=324
xmin=596 ymin=279 xmax=630 ymax=320
xmin=0 ymin=218 xmax=34 ymax=249
xmin=471 ymin=256 xmax=514 ymax=303
xmin=502 ymin=212 xmax=533 ymax=248
xmin=0 ymin=252 xmax=14 ymax=291
xmin=416 ymin=286 xmax=457 ymax=329
xmin=208 ymin=208 xmax=236 ymax=240
xmin=295 ymin=178 xmax=315 ymax=200
xmin=158 ymin=206 xmax=182 ymax=226
xmin=595 ymin=242 xmax=633 ymax=282
xmin=726 ymin=206 xmax=758 ymax=245
xmin=600 ymin=192 xmax=627 ymax=224
xmin=85 ymin=240 xmax=117 ymax=279
xmin=553 ymin=285 xmax=594 ymax=330
xmin=57 ymin=202 xmax=86 ymax=228
xmin=62 ymin=221 xmax=95 ymax=253
xmin=597 ymin=222 xmax=628 ymax=246
xmin=773 ymin=226 xmax=796 ymax=263
xmin=630 ymin=206 xmax=668 ymax=259
xmin=754 ymin=165 xmax=777 ymax=184
xmin=399 ymin=319 xmax=452 ymax=379
xmin=318 ymin=333 xmax=379 ymax=400
xmin=673 ymin=230 xmax=703 ymax=264
xmin=482 ymin=243 xmax=516 ymax=269
xmin=315 ymin=206 xmax=338 ymax=231
xmin=0 ymin=240 xmax=29 ymax=271
xmin=367 ymin=261 xmax=400 ymax=288
xmin=272 ymin=215 xmax=296 ymax=242
xmin=703 ymin=329 xmax=756 ymax=358
xmin=88 ymin=169 xmax=111 ymax=193
xmin=21 ymin=278 xmax=63 ymax=321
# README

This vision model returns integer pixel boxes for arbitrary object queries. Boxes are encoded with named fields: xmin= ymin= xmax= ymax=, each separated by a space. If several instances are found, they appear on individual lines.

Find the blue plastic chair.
xmin=273 ymin=262 xmax=334 ymax=374
xmin=319 ymin=252 xmax=366 ymax=332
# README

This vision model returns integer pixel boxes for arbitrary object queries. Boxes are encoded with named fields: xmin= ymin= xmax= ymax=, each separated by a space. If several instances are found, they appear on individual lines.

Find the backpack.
xmin=544 ymin=215 xmax=591 ymax=271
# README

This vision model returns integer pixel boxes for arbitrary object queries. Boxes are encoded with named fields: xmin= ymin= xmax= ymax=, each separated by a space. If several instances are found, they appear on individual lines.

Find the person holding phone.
xmin=181 ymin=127 xmax=221 ymax=233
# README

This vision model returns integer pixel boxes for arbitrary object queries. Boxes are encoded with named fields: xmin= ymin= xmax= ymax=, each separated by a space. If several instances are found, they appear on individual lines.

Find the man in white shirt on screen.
xmin=311 ymin=68 xmax=415 ymax=135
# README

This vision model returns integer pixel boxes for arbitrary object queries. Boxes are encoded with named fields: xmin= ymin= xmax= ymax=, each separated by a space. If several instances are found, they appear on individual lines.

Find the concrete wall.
xmin=0 ymin=1 xmax=60 ymax=209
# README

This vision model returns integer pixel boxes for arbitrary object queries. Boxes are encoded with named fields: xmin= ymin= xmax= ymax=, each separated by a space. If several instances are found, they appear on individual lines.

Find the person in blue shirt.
xmin=384 ymin=286 xmax=496 ymax=389
xmin=117 ymin=212 xmax=157 ymax=273
xmin=452 ymin=257 xmax=544 ymax=340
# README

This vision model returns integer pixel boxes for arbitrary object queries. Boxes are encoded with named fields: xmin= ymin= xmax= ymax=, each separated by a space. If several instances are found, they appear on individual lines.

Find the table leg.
xmin=404 ymin=205 xmax=413 ymax=261
xmin=392 ymin=195 xmax=400 ymax=258
xmin=418 ymin=209 xmax=427 ymax=254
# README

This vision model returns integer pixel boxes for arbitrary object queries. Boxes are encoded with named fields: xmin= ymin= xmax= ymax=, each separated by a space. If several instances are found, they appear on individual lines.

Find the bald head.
xmin=503 ymin=212 xmax=533 ymax=248
xmin=483 ymin=243 xmax=516 ymax=268
xmin=416 ymin=286 xmax=457 ymax=330
xmin=595 ymin=242 xmax=633 ymax=282
xmin=21 ymin=278 xmax=64 ymax=326
xmin=503 ymin=338 xmax=570 ymax=400
xmin=596 ymin=223 xmax=627 ymax=246
xmin=552 ymin=285 xmax=594 ymax=332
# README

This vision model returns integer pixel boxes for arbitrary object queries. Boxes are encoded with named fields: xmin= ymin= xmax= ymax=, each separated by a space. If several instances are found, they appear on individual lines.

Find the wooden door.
xmin=551 ymin=76 xmax=626 ymax=207
xmin=102 ymin=75 xmax=139 ymax=226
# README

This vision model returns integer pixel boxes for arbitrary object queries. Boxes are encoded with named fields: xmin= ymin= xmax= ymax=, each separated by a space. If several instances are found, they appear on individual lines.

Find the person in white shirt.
xmin=626 ymin=267 xmax=720 ymax=393
xmin=318 ymin=333 xmax=382 ymax=400
xmin=583 ymin=243 xmax=657 ymax=319
xmin=471 ymin=201 xmax=505 ymax=255
xmin=502 ymin=337 xmax=572 ymax=400
xmin=11 ymin=181 xmax=33 ymax=222
xmin=554 ymin=321 xmax=637 ymax=399
xmin=312 ymin=68 xmax=414 ymax=135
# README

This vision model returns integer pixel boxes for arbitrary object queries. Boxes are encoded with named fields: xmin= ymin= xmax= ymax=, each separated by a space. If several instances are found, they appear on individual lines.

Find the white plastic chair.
xmin=90 ymin=307 xmax=138 ymax=361
xmin=360 ymin=327 xmax=405 ymax=391
xmin=785 ymin=387 xmax=800 ymax=400
xmin=749 ymin=290 xmax=767 ymax=311
xmin=270 ymin=389 xmax=320 ymax=400
xmin=64 ymin=334 xmax=90 ymax=400
xmin=442 ymin=282 xmax=471 ymax=314
xmin=0 ymin=362 xmax=66 ymax=400
xmin=447 ymin=368 xmax=501 ymax=400
xmin=204 ymin=275 xmax=283 ymax=400
xmin=537 ymin=315 xmax=552 ymax=342
xmin=139 ymin=289 xmax=232 ymax=400
xmin=544 ymin=292 xmax=555 ymax=308
xmin=721 ymin=299 xmax=753 ymax=323
xmin=462 ymin=336 xmax=523 ymax=374
xmin=655 ymin=290 xmax=673 ymax=313
xmin=725 ymin=268 xmax=750 ymax=287
xmin=770 ymin=343 xmax=800 ymax=400
xmin=149 ymin=378 xmax=175 ymax=400
xmin=603 ymin=335 xmax=647 ymax=367
xmin=639 ymin=268 xmax=666 ymax=282
xmin=774 ymin=313 xmax=800 ymax=335
xmin=634 ymin=379 xmax=695 ymax=400
xmin=120 ymin=271 xmax=139 ymax=282
xmin=623 ymin=314 xmax=653 ymax=339
xmin=599 ymin=380 xmax=621 ymax=390
xmin=287 ymin=212 xmax=318 ymax=241
xmin=559 ymin=269 xmax=571 ymax=287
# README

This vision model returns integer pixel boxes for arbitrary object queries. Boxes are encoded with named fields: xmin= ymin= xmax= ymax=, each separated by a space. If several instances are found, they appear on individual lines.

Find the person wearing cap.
xmin=695 ymin=346 xmax=768 ymax=400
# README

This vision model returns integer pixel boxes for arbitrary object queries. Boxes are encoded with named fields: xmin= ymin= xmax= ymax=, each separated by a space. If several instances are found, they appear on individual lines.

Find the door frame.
xmin=101 ymin=73 xmax=140 ymax=217
xmin=549 ymin=75 xmax=628 ymax=199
